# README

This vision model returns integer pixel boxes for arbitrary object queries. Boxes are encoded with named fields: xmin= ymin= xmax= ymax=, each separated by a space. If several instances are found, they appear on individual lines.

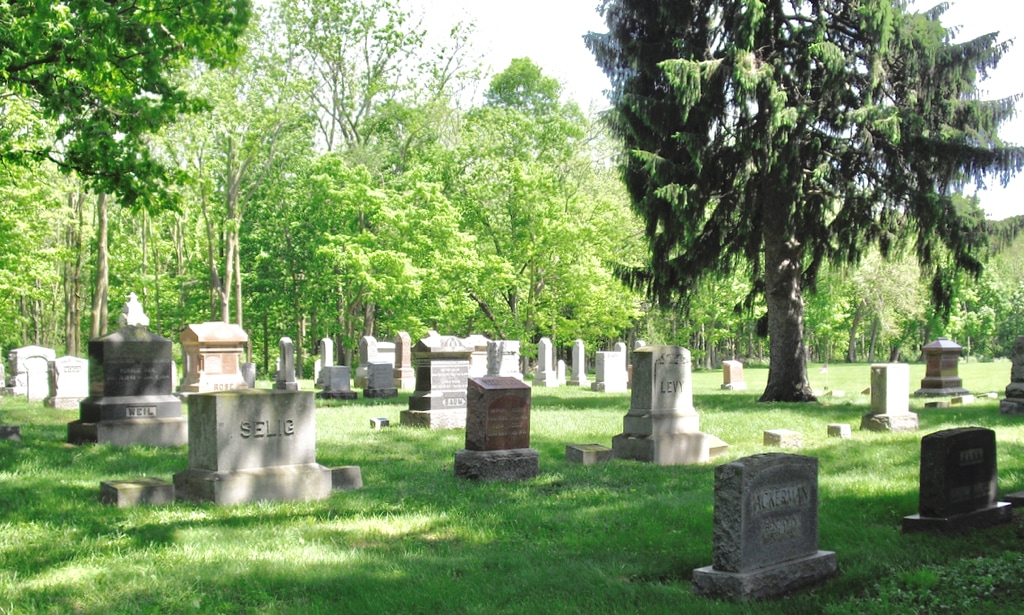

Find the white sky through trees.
xmin=409 ymin=0 xmax=1022 ymax=220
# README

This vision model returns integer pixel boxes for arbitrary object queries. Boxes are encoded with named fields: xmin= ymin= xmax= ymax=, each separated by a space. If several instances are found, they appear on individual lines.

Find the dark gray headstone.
xmin=693 ymin=453 xmax=836 ymax=600
xmin=401 ymin=336 xmax=472 ymax=428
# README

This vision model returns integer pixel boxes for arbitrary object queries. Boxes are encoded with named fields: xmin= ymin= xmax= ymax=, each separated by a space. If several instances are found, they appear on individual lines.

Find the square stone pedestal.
xmin=860 ymin=412 xmax=919 ymax=432
xmin=100 ymin=478 xmax=175 ymax=507
xmin=68 ymin=417 xmax=188 ymax=447
xmin=454 ymin=448 xmax=539 ymax=481
xmin=903 ymin=503 xmax=1013 ymax=534
xmin=400 ymin=408 xmax=466 ymax=429
xmin=566 ymin=444 xmax=613 ymax=465
xmin=613 ymin=432 xmax=727 ymax=464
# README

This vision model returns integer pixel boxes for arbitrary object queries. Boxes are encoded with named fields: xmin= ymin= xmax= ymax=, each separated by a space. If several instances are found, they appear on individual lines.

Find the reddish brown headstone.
xmin=465 ymin=376 xmax=531 ymax=451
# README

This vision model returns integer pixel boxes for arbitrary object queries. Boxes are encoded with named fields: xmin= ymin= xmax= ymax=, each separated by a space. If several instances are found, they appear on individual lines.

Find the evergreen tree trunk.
xmin=90 ymin=193 xmax=109 ymax=339
xmin=846 ymin=298 xmax=866 ymax=363
xmin=759 ymin=224 xmax=814 ymax=402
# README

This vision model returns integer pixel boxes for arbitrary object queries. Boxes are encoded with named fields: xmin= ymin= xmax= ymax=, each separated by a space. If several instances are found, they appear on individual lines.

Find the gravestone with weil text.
xmin=68 ymin=325 xmax=186 ymax=447
xmin=455 ymin=376 xmax=538 ymax=481
xmin=692 ymin=453 xmax=837 ymax=600
xmin=612 ymin=345 xmax=727 ymax=464
xmin=903 ymin=427 xmax=1011 ymax=533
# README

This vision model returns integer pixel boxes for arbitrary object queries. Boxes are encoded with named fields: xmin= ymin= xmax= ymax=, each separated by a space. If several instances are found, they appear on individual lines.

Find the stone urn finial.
xmin=118 ymin=292 xmax=150 ymax=327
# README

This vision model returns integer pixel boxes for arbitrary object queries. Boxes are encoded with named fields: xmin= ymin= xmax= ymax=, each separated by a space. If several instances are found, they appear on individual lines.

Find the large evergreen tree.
xmin=587 ymin=0 xmax=1024 ymax=401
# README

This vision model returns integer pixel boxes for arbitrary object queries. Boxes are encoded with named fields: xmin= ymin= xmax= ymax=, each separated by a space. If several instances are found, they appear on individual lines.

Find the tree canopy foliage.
xmin=0 ymin=0 xmax=251 ymax=209
xmin=588 ymin=0 xmax=1024 ymax=401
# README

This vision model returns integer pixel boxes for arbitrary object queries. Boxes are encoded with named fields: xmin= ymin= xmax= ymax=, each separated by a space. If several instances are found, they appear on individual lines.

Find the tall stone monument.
xmin=173 ymin=389 xmax=337 ymax=505
xmin=533 ymin=337 xmax=559 ymax=387
xmin=999 ymin=336 xmax=1024 ymax=414
xmin=612 ymin=346 xmax=727 ymax=464
xmin=401 ymin=335 xmax=473 ymax=429
xmin=567 ymin=339 xmax=589 ymax=387
xmin=455 ymin=376 xmax=539 ymax=481
xmin=903 ymin=427 xmax=1012 ymax=533
xmin=68 ymin=294 xmax=186 ymax=446
xmin=914 ymin=338 xmax=969 ymax=397
xmin=274 ymin=337 xmax=299 ymax=391
xmin=314 ymin=337 xmax=334 ymax=389
xmin=393 ymin=332 xmax=416 ymax=389
xmin=861 ymin=363 xmax=918 ymax=432
xmin=693 ymin=454 xmax=837 ymax=600
xmin=179 ymin=322 xmax=249 ymax=393
xmin=44 ymin=356 xmax=89 ymax=409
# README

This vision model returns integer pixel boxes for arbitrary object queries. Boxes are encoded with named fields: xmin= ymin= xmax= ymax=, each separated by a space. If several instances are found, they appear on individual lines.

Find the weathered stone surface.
xmin=903 ymin=427 xmax=1012 ymax=533
xmin=869 ymin=363 xmax=910 ymax=415
xmin=5 ymin=345 xmax=56 ymax=399
xmin=613 ymin=346 xmax=726 ymax=464
xmin=179 ymin=322 xmax=248 ymax=394
xmin=173 ymin=389 xmax=332 ymax=505
xmin=827 ymin=424 xmax=851 ymax=439
xmin=763 ymin=429 xmax=802 ymax=448
xmin=533 ymin=337 xmax=559 ymax=387
xmin=369 ymin=417 xmax=389 ymax=429
xmin=363 ymin=361 xmax=397 ymax=398
xmin=914 ymin=338 xmax=969 ymax=397
xmin=393 ymin=332 xmax=416 ymax=389
xmin=568 ymin=339 xmax=589 ymax=387
xmin=692 ymin=551 xmax=837 ymax=601
xmin=331 ymin=466 xmax=363 ymax=491
xmin=100 ymin=478 xmax=174 ymax=507
xmin=45 ymin=356 xmax=88 ymax=409
xmin=454 ymin=448 xmax=539 ymax=481
xmin=486 ymin=340 xmax=523 ymax=381
xmin=464 ymin=376 xmax=531 ymax=451
xmin=404 ymin=336 xmax=472 ymax=428
xmin=860 ymin=412 xmax=919 ymax=432
xmin=721 ymin=360 xmax=747 ymax=391
xmin=565 ymin=443 xmax=613 ymax=465
xmin=274 ymin=337 xmax=298 ymax=391
xmin=590 ymin=351 xmax=627 ymax=393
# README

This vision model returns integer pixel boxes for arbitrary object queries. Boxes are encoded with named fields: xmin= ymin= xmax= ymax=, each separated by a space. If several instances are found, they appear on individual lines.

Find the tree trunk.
xmin=64 ymin=191 xmax=86 ymax=356
xmin=846 ymin=298 xmax=866 ymax=363
xmin=90 ymin=193 xmax=109 ymax=339
xmin=759 ymin=226 xmax=815 ymax=403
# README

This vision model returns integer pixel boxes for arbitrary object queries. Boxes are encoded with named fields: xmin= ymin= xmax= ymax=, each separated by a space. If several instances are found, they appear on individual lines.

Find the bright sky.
xmin=409 ymin=0 xmax=1023 ymax=220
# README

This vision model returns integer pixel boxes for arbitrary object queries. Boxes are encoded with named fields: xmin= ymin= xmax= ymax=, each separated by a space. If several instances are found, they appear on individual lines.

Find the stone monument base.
xmin=454 ymin=448 xmax=539 ymax=481
xmin=860 ymin=412 xmax=918 ymax=432
xmin=914 ymin=386 xmax=969 ymax=397
xmin=692 ymin=551 xmax=837 ymax=601
xmin=67 ymin=417 xmax=188 ymax=447
xmin=331 ymin=466 xmax=363 ymax=491
xmin=902 ymin=502 xmax=1013 ymax=534
xmin=400 ymin=408 xmax=465 ymax=429
xmin=567 ymin=377 xmax=589 ymax=387
xmin=45 ymin=396 xmax=85 ymax=410
xmin=565 ymin=443 xmax=613 ymax=465
xmin=173 ymin=463 xmax=332 ymax=505
xmin=533 ymin=373 xmax=559 ymax=387
xmin=590 ymin=382 xmax=627 ymax=393
xmin=316 ymin=390 xmax=358 ymax=400
xmin=1002 ymin=491 xmax=1024 ymax=507
xmin=999 ymin=399 xmax=1024 ymax=414
xmin=612 ymin=432 xmax=727 ymax=465
xmin=721 ymin=382 xmax=748 ymax=391
xmin=100 ymin=478 xmax=175 ymax=507
xmin=363 ymin=388 xmax=398 ymax=399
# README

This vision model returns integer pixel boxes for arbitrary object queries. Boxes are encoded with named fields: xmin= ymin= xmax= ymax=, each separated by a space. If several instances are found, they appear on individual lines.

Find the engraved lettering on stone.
xmin=751 ymin=484 xmax=810 ymax=513
xmin=960 ymin=448 xmax=983 ymax=466
xmin=240 ymin=419 xmax=296 ymax=439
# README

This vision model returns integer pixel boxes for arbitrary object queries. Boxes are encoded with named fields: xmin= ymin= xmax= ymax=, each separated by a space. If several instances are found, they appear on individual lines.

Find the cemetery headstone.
xmin=567 ymin=339 xmax=589 ymax=387
xmin=401 ymin=335 xmax=473 ymax=428
xmin=612 ymin=346 xmax=728 ymax=464
xmin=5 ymin=345 xmax=56 ymax=400
xmin=240 ymin=362 xmax=257 ymax=389
xmin=914 ymin=337 xmax=969 ymax=397
xmin=1 ymin=426 xmax=20 ymax=441
xmin=615 ymin=341 xmax=630 ymax=388
xmin=173 ymin=389 xmax=341 ymax=504
xmin=565 ymin=443 xmax=613 ymax=465
xmin=903 ymin=427 xmax=1012 ymax=533
xmin=100 ymin=478 xmax=175 ymax=507
xmin=455 ymin=376 xmax=539 ymax=481
xmin=861 ymin=363 xmax=918 ymax=432
xmin=721 ymin=360 xmax=748 ymax=391
xmin=314 ymin=337 xmax=334 ymax=389
xmin=355 ymin=336 xmax=377 ymax=389
xmin=274 ymin=337 xmax=299 ymax=391
xmin=533 ymin=337 xmax=559 ymax=387
xmin=999 ymin=336 xmax=1024 ymax=414
xmin=393 ymin=332 xmax=416 ymax=389
xmin=465 ymin=334 xmax=491 ymax=378
xmin=590 ymin=350 xmax=628 ymax=393
xmin=68 ymin=300 xmax=186 ymax=447
xmin=556 ymin=359 xmax=566 ymax=385
xmin=179 ymin=322 xmax=249 ymax=394
xmin=486 ymin=340 xmax=523 ymax=381
xmin=363 ymin=361 xmax=398 ymax=398
xmin=44 ymin=356 xmax=89 ymax=409
xmin=692 ymin=453 xmax=837 ymax=600
xmin=315 ymin=365 xmax=358 ymax=400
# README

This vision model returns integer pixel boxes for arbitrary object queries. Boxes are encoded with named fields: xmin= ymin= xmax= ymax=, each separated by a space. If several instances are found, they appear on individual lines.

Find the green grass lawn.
xmin=1 ymin=361 xmax=1023 ymax=614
